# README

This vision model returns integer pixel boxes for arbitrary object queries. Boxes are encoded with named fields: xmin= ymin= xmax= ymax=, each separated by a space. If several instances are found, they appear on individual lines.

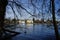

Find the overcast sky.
xmin=5 ymin=0 xmax=60 ymax=20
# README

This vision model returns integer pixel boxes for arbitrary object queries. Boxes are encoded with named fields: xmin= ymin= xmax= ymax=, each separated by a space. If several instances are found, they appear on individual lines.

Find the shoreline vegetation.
xmin=4 ymin=19 xmax=60 ymax=25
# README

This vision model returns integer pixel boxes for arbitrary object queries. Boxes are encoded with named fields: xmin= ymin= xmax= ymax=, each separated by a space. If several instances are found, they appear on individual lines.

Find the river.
xmin=6 ymin=23 xmax=60 ymax=40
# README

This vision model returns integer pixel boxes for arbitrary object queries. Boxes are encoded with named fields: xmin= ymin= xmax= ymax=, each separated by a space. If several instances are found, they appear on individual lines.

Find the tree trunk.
xmin=0 ymin=0 xmax=20 ymax=38
xmin=0 ymin=0 xmax=8 ymax=37
xmin=51 ymin=0 xmax=60 ymax=40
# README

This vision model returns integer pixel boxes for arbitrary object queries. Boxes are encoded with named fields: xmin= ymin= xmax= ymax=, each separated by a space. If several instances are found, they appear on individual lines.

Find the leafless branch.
xmin=8 ymin=1 xmax=33 ymax=16
xmin=8 ymin=4 xmax=18 ymax=19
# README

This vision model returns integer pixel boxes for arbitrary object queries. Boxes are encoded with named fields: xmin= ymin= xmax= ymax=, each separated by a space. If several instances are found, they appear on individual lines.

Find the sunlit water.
xmin=6 ymin=23 xmax=60 ymax=40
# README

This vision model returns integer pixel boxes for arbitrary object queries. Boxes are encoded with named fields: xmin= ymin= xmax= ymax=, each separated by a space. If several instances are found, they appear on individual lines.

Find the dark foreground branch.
xmin=0 ymin=28 xmax=20 ymax=40
xmin=4 ymin=29 xmax=20 ymax=34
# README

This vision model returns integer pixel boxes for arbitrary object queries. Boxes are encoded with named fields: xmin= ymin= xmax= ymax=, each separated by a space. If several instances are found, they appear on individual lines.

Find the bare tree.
xmin=0 ymin=0 xmax=8 ymax=37
xmin=51 ymin=0 xmax=60 ymax=40
xmin=0 ymin=0 xmax=34 ymax=38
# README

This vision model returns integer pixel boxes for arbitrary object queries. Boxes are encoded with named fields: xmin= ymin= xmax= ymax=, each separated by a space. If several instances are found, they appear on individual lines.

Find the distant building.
xmin=26 ymin=19 xmax=33 ymax=24
xmin=18 ymin=19 xmax=33 ymax=24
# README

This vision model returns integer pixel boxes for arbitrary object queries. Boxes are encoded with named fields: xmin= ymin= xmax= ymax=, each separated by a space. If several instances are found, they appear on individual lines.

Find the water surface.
xmin=7 ymin=23 xmax=60 ymax=40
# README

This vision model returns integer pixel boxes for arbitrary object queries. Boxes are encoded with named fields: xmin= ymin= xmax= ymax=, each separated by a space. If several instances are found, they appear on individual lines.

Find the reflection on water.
xmin=6 ymin=23 xmax=60 ymax=40
xmin=13 ymin=24 xmax=54 ymax=34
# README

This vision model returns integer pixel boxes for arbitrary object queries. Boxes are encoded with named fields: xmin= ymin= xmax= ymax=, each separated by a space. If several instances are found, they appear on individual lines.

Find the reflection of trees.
xmin=33 ymin=24 xmax=35 ymax=33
